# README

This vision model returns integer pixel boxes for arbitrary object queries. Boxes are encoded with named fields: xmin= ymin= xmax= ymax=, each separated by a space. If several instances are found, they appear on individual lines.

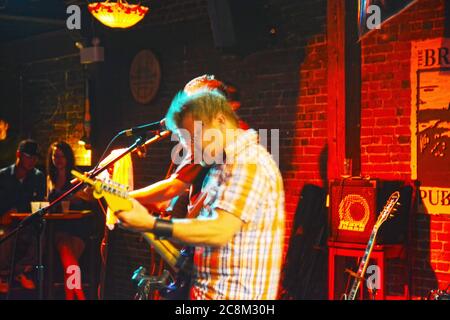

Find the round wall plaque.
xmin=129 ymin=50 xmax=161 ymax=104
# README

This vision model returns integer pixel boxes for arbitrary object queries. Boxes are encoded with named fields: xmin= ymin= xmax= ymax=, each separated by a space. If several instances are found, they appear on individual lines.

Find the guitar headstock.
xmin=375 ymin=191 xmax=401 ymax=228
xmin=71 ymin=170 xmax=133 ymax=212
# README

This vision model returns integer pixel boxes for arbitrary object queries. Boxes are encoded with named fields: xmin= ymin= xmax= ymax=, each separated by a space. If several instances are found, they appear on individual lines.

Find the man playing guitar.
xmin=115 ymin=80 xmax=285 ymax=300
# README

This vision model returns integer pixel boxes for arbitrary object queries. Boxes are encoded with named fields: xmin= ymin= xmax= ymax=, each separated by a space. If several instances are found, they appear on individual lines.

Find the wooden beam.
xmin=327 ymin=0 xmax=347 ymax=179
xmin=345 ymin=0 xmax=361 ymax=176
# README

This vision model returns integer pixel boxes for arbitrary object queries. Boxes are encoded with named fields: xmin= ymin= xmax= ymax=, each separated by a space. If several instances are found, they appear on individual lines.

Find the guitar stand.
xmin=342 ymin=268 xmax=366 ymax=300
xmin=368 ymin=288 xmax=378 ymax=300
xmin=345 ymin=268 xmax=365 ymax=282
xmin=132 ymin=266 xmax=171 ymax=300
xmin=344 ymin=269 xmax=378 ymax=300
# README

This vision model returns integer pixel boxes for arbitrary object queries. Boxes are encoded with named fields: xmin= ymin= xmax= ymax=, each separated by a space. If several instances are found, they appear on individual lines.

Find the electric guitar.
xmin=342 ymin=191 xmax=401 ymax=300
xmin=71 ymin=170 xmax=202 ymax=297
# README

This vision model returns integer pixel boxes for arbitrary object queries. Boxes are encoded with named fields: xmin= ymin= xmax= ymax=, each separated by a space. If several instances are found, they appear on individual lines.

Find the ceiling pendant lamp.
xmin=88 ymin=0 xmax=149 ymax=29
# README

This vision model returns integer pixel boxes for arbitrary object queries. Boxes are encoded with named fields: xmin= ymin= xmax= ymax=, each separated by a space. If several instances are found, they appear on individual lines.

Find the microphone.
xmin=120 ymin=118 xmax=167 ymax=137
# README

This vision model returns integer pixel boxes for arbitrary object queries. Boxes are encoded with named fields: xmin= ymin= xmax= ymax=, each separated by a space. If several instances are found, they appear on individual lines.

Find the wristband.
xmin=153 ymin=218 xmax=174 ymax=239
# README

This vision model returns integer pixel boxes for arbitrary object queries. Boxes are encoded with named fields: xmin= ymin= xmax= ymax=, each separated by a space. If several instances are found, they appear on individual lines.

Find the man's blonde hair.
xmin=165 ymin=89 xmax=239 ymax=132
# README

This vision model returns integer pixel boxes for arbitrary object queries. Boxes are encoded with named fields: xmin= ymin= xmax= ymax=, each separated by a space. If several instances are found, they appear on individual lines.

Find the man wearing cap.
xmin=0 ymin=139 xmax=46 ymax=293
xmin=0 ymin=139 xmax=46 ymax=215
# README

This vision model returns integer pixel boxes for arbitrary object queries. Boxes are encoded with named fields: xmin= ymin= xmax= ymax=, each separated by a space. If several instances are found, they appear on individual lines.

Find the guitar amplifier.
xmin=329 ymin=178 xmax=377 ymax=244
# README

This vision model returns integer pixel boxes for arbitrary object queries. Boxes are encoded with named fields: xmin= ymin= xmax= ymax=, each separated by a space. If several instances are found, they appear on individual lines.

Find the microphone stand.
xmin=0 ymin=130 xmax=171 ymax=300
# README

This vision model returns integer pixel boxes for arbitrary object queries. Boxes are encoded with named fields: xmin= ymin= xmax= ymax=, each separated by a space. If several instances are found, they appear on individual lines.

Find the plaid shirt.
xmin=190 ymin=129 xmax=285 ymax=300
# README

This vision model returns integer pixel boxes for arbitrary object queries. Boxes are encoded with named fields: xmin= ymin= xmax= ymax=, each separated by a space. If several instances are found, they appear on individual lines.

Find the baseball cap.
xmin=17 ymin=139 xmax=40 ymax=157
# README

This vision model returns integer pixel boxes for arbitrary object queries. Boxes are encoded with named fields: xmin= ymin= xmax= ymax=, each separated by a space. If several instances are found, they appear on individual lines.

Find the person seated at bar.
xmin=46 ymin=141 xmax=92 ymax=300
xmin=0 ymin=139 xmax=46 ymax=293
xmin=0 ymin=116 xmax=20 ymax=170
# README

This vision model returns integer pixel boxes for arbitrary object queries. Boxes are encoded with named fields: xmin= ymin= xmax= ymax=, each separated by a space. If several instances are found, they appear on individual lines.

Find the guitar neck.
xmin=347 ymin=227 xmax=379 ymax=300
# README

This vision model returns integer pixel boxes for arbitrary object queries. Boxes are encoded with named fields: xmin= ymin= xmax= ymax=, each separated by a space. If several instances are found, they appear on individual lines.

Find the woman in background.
xmin=47 ymin=141 xmax=89 ymax=300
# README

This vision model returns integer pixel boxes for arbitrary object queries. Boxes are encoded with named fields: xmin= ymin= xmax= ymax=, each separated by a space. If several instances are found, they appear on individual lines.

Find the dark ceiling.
xmin=0 ymin=0 xmax=276 ymax=54
xmin=0 ymin=0 xmax=89 ymax=43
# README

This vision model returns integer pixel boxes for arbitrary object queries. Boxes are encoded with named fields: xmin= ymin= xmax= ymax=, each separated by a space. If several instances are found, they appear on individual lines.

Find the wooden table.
xmin=11 ymin=211 xmax=92 ymax=221
xmin=11 ymin=211 xmax=93 ymax=299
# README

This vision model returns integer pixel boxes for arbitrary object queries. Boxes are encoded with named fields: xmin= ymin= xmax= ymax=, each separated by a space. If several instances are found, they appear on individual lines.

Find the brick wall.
xmin=360 ymin=0 xmax=450 ymax=298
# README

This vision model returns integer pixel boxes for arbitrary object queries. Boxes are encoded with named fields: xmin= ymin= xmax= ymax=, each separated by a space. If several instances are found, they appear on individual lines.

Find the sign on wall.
xmin=129 ymin=50 xmax=161 ymax=105
xmin=411 ymin=38 xmax=450 ymax=215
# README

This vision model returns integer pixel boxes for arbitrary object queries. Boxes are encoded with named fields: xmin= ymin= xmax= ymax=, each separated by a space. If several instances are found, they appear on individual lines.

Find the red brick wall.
xmin=283 ymin=33 xmax=328 ymax=224
xmin=360 ymin=0 xmax=450 ymax=297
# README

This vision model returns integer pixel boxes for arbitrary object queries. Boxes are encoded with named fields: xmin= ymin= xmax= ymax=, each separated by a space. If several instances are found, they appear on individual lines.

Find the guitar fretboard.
xmin=347 ymin=227 xmax=378 ymax=300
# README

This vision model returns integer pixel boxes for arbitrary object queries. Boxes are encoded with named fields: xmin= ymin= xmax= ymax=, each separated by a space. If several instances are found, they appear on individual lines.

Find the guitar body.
xmin=156 ymin=165 xmax=210 ymax=299
xmin=157 ymin=246 xmax=194 ymax=300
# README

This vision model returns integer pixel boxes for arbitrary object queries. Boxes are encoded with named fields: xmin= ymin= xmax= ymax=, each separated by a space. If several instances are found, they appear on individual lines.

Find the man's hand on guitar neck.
xmin=115 ymin=198 xmax=156 ymax=233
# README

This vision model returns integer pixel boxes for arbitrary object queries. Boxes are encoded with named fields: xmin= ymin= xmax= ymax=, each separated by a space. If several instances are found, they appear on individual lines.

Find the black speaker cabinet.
xmin=207 ymin=0 xmax=271 ymax=53
xmin=207 ymin=0 xmax=236 ymax=48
